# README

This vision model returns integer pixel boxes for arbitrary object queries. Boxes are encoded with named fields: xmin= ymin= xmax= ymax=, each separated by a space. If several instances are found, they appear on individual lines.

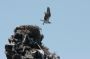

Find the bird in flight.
xmin=41 ymin=7 xmax=51 ymax=25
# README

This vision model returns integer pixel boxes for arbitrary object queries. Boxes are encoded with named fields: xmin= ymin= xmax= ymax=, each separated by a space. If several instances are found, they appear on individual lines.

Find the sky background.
xmin=0 ymin=0 xmax=90 ymax=59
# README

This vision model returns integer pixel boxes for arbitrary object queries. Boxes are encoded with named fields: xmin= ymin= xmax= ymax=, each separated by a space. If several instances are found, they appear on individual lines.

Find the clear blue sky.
xmin=0 ymin=0 xmax=90 ymax=59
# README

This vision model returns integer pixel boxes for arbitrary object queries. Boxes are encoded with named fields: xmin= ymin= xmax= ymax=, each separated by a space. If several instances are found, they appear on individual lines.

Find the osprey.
xmin=41 ymin=7 xmax=51 ymax=25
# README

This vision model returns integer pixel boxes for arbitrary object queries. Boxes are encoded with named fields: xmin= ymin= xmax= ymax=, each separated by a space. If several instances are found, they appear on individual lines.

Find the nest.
xmin=5 ymin=25 xmax=60 ymax=59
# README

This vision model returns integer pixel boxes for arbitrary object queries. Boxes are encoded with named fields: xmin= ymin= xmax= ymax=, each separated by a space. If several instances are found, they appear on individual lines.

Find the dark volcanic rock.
xmin=5 ymin=25 xmax=60 ymax=59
